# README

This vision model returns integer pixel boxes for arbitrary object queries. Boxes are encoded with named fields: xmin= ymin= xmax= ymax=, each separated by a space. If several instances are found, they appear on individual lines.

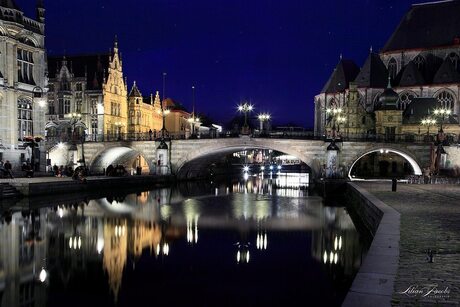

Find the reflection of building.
xmin=315 ymin=1 xmax=460 ymax=139
xmin=311 ymin=207 xmax=366 ymax=281
xmin=103 ymin=219 xmax=127 ymax=300
xmin=0 ymin=211 xmax=47 ymax=307
xmin=47 ymin=38 xmax=127 ymax=143
xmin=0 ymin=1 xmax=47 ymax=170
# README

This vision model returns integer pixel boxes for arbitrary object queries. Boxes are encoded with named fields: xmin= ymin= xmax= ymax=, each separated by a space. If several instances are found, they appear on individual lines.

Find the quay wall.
xmin=8 ymin=175 xmax=174 ymax=197
xmin=342 ymin=183 xmax=400 ymax=307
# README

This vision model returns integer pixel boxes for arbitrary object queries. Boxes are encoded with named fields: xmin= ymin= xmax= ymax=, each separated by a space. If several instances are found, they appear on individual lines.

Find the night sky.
xmin=18 ymin=0 xmax=433 ymax=128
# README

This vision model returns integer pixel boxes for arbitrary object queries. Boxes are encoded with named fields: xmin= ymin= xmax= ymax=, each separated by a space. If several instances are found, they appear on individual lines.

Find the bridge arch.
xmin=173 ymin=139 xmax=323 ymax=180
xmin=347 ymin=146 xmax=423 ymax=180
xmin=88 ymin=145 xmax=154 ymax=175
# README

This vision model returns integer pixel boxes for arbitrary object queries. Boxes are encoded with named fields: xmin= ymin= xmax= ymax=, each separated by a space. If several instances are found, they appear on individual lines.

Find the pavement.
xmin=356 ymin=182 xmax=460 ymax=307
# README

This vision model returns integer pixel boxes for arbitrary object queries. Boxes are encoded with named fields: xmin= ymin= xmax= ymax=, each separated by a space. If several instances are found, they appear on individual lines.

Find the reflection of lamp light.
xmin=256 ymin=231 xmax=268 ymax=250
xmin=39 ymin=268 xmax=47 ymax=283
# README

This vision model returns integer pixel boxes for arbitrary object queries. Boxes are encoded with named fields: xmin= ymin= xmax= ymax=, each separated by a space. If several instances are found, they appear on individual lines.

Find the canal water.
xmin=0 ymin=173 xmax=369 ymax=307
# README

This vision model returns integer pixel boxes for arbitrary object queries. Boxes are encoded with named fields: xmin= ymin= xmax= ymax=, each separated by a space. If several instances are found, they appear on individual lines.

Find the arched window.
xmin=436 ymin=90 xmax=455 ymax=110
xmin=388 ymin=58 xmax=397 ymax=79
xmin=448 ymin=52 xmax=459 ymax=70
xmin=413 ymin=55 xmax=425 ymax=72
xmin=328 ymin=98 xmax=338 ymax=109
xmin=398 ymin=92 xmax=416 ymax=110
xmin=18 ymin=98 xmax=33 ymax=140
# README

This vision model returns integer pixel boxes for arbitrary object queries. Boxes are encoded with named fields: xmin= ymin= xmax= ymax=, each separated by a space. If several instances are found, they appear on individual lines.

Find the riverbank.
xmin=0 ymin=175 xmax=175 ymax=197
xmin=353 ymin=182 xmax=460 ymax=306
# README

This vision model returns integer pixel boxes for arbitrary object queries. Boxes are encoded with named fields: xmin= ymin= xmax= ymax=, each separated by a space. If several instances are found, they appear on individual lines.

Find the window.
xmin=17 ymin=49 xmax=34 ymax=85
xmin=136 ymin=111 xmax=141 ymax=125
xmin=398 ymin=92 xmax=415 ymax=110
xmin=48 ymin=84 xmax=54 ymax=92
xmin=76 ymin=100 xmax=82 ymax=113
xmin=448 ymin=52 xmax=459 ymax=70
xmin=17 ymin=98 xmax=33 ymax=139
xmin=76 ymin=83 xmax=82 ymax=91
xmin=48 ymin=100 xmax=55 ymax=115
xmin=388 ymin=58 xmax=397 ymax=79
xmin=58 ymin=99 xmax=64 ymax=115
xmin=413 ymin=55 xmax=425 ymax=72
xmin=64 ymin=99 xmax=70 ymax=114
xmin=91 ymin=99 xmax=98 ymax=115
xmin=436 ymin=90 xmax=455 ymax=109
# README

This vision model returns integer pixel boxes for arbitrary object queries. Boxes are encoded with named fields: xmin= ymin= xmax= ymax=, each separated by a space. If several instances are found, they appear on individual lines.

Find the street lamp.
xmin=188 ymin=85 xmax=200 ymax=139
xmin=325 ymin=107 xmax=344 ymax=140
xmin=433 ymin=107 xmax=452 ymax=146
xmin=421 ymin=118 xmax=436 ymax=136
xmin=237 ymin=102 xmax=254 ymax=134
xmin=66 ymin=112 xmax=87 ymax=168
xmin=157 ymin=72 xmax=171 ymax=139
xmin=257 ymin=113 xmax=270 ymax=135
xmin=433 ymin=107 xmax=451 ymax=132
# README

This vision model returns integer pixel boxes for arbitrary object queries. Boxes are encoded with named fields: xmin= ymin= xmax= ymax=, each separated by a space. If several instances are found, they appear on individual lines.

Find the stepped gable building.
xmin=0 ymin=0 xmax=47 ymax=170
xmin=315 ymin=0 xmax=460 ymax=140
xmin=47 ymin=39 xmax=128 ymax=142
xmin=127 ymin=81 xmax=163 ymax=137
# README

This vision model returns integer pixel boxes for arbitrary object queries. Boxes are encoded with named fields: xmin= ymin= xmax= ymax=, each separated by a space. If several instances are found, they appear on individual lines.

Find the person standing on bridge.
xmin=149 ymin=129 xmax=153 ymax=141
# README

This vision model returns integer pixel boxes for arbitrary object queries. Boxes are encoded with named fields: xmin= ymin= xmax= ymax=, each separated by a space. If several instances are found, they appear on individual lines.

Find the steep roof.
xmin=354 ymin=53 xmax=388 ymax=88
xmin=321 ymin=59 xmax=360 ymax=94
xmin=128 ymin=81 xmax=142 ymax=98
xmin=48 ymin=54 xmax=110 ymax=91
xmin=382 ymin=0 xmax=460 ymax=52
xmin=433 ymin=57 xmax=460 ymax=84
xmin=0 ymin=0 xmax=20 ymax=10
xmin=398 ymin=61 xmax=425 ymax=86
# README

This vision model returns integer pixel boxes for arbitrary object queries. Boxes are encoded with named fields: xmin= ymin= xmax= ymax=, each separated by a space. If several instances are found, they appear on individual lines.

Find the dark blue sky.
xmin=19 ymin=0 xmax=432 ymax=128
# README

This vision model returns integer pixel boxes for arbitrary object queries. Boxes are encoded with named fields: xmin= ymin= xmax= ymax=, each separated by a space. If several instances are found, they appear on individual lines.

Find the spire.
xmin=113 ymin=35 xmax=119 ymax=54
xmin=61 ymin=55 xmax=67 ymax=68
xmin=128 ymin=81 xmax=142 ymax=98
xmin=370 ymin=46 xmax=373 ymax=53
xmin=36 ymin=0 xmax=45 ymax=23
xmin=154 ymin=91 xmax=161 ymax=107
xmin=387 ymin=74 xmax=392 ymax=88
xmin=339 ymin=53 xmax=343 ymax=60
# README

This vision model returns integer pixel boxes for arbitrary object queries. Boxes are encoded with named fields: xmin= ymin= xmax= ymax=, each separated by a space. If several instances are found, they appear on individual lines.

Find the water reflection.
xmin=0 ymin=174 xmax=367 ymax=306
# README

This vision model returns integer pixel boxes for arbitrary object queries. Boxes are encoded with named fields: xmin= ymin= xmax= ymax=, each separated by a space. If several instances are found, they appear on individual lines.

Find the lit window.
xmin=436 ymin=90 xmax=455 ymax=110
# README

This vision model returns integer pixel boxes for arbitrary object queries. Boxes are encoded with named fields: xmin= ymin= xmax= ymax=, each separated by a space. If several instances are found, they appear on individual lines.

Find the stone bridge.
xmin=50 ymin=136 xmax=438 ymax=180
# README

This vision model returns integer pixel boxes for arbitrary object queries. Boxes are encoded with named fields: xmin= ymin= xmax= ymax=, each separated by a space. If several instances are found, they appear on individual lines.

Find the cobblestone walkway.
xmin=357 ymin=182 xmax=460 ymax=307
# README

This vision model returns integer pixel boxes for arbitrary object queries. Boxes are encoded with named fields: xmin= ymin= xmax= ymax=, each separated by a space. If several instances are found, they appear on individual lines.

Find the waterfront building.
xmin=127 ymin=82 xmax=163 ymax=138
xmin=47 ymin=38 xmax=127 ymax=143
xmin=163 ymin=98 xmax=191 ymax=137
xmin=315 ymin=0 xmax=460 ymax=141
xmin=0 ymin=0 xmax=47 ymax=171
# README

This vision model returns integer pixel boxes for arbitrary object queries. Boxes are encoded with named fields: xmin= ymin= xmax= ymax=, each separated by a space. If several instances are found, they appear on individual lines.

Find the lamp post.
xmin=325 ymin=107 xmax=344 ymax=140
xmin=66 ymin=112 xmax=87 ymax=168
xmin=421 ymin=118 xmax=436 ymax=136
xmin=433 ymin=108 xmax=451 ymax=132
xmin=237 ymin=102 xmax=254 ymax=135
xmin=257 ymin=113 xmax=270 ymax=135
xmin=188 ymin=85 xmax=200 ymax=139
xmin=158 ymin=72 xmax=171 ymax=139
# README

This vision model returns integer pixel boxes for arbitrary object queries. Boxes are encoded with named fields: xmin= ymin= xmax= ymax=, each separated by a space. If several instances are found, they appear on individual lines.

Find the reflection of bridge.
xmin=52 ymin=135 xmax=435 ymax=180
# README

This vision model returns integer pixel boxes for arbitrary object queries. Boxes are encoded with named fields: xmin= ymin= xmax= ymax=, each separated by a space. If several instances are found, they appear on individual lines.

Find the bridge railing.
xmin=45 ymin=131 xmax=459 ymax=145
xmin=253 ymin=131 xmax=459 ymax=144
